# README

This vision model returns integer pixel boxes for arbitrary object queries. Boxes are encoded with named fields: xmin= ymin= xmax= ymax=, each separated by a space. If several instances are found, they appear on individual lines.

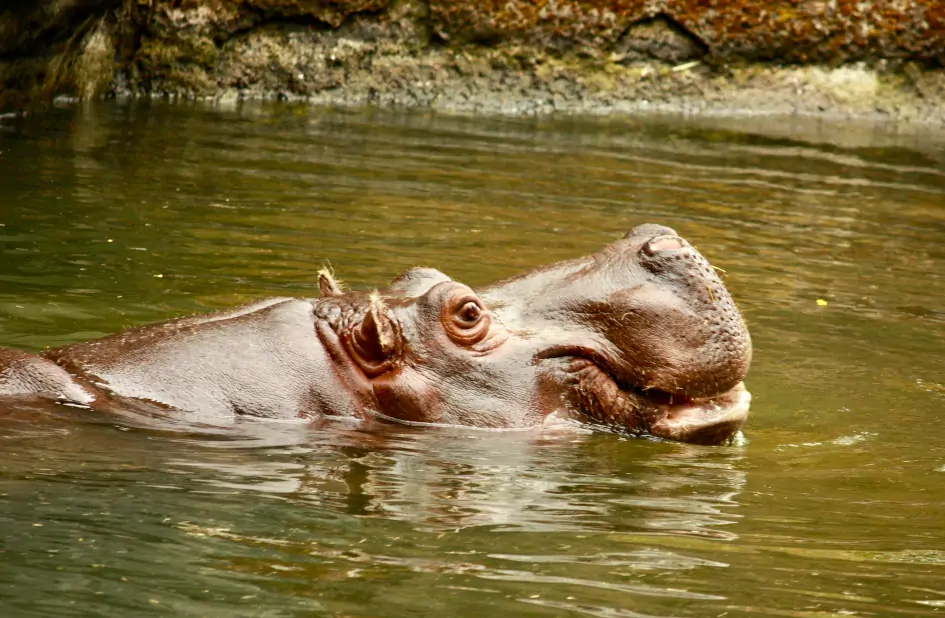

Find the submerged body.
xmin=0 ymin=224 xmax=752 ymax=444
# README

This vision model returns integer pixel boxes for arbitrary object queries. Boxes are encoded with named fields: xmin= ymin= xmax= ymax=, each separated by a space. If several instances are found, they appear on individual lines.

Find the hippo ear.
xmin=348 ymin=292 xmax=398 ymax=376
xmin=365 ymin=292 xmax=396 ymax=356
xmin=318 ymin=267 xmax=344 ymax=297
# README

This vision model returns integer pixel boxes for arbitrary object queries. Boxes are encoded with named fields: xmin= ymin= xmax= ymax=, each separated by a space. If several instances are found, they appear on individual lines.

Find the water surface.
xmin=1 ymin=103 xmax=944 ymax=617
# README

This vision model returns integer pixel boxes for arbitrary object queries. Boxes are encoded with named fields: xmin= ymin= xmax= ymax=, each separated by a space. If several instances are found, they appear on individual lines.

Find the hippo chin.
xmin=0 ymin=224 xmax=752 ymax=445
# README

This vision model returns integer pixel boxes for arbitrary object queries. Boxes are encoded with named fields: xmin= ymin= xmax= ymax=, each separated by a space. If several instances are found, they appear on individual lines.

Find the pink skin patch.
xmin=644 ymin=236 xmax=686 ymax=255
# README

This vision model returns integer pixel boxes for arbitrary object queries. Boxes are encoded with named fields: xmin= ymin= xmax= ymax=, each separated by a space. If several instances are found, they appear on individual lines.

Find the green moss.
xmin=138 ymin=35 xmax=218 ymax=69
xmin=136 ymin=33 xmax=219 ymax=92
xmin=74 ymin=19 xmax=116 ymax=99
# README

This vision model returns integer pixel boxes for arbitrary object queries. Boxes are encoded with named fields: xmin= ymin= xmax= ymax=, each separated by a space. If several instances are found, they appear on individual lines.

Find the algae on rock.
xmin=1 ymin=0 xmax=945 ymax=123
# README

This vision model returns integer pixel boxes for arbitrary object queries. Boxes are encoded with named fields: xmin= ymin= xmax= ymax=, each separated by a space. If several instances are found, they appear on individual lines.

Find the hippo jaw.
xmin=544 ymin=352 xmax=751 ymax=444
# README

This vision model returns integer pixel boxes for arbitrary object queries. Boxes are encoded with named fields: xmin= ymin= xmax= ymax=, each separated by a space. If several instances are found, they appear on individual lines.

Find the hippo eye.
xmin=457 ymin=301 xmax=482 ymax=325
xmin=442 ymin=293 xmax=490 ymax=346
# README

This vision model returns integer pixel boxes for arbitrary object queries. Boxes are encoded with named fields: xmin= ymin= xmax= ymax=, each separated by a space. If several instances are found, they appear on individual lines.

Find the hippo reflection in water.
xmin=0 ymin=224 xmax=752 ymax=445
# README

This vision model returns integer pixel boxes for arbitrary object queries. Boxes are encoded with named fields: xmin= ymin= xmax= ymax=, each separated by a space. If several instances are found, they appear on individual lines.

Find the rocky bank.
xmin=2 ymin=0 xmax=945 ymax=122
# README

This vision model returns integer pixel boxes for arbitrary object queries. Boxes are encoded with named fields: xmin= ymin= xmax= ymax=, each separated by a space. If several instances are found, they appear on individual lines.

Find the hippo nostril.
xmin=624 ymin=223 xmax=678 ymax=239
xmin=643 ymin=235 xmax=687 ymax=256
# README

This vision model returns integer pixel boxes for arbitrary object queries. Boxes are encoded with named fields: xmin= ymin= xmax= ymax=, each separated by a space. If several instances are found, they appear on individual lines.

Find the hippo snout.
xmin=621 ymin=228 xmax=752 ymax=401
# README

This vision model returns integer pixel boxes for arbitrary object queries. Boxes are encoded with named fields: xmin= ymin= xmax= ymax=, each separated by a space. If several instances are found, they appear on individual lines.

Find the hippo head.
xmin=319 ymin=224 xmax=752 ymax=445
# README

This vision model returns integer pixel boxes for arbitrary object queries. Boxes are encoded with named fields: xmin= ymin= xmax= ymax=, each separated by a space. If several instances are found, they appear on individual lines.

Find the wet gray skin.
xmin=0 ymin=224 xmax=751 ymax=445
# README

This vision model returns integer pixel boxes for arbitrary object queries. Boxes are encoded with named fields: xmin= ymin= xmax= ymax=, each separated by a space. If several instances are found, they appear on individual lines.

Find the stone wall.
xmin=2 ymin=0 xmax=944 ymax=121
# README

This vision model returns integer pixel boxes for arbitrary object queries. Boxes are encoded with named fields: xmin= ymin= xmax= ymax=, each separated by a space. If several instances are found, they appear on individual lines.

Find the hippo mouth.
xmin=549 ymin=354 xmax=751 ymax=445
xmin=639 ymin=381 xmax=751 ymax=445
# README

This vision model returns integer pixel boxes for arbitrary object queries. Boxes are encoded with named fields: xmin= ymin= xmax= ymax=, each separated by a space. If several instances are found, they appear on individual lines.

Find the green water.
xmin=1 ymin=103 xmax=944 ymax=617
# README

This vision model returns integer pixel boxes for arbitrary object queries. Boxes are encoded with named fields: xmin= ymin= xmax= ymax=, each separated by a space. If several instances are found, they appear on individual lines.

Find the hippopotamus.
xmin=0 ymin=224 xmax=752 ymax=445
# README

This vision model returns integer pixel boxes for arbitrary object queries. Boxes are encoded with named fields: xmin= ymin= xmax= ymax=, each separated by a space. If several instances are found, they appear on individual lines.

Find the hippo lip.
xmin=541 ymin=349 xmax=750 ymax=444
xmin=645 ymin=383 xmax=750 ymax=445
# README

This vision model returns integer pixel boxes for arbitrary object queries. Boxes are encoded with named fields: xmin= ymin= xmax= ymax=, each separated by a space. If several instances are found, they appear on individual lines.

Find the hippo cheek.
xmin=371 ymin=369 xmax=445 ymax=425
xmin=373 ymin=368 xmax=545 ymax=429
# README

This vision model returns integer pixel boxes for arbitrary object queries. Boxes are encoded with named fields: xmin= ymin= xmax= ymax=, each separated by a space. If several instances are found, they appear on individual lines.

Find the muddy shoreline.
xmin=2 ymin=1 xmax=944 ymax=123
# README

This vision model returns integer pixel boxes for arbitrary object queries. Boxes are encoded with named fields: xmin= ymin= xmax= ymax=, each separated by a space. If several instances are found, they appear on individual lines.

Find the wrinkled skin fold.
xmin=0 ymin=224 xmax=752 ymax=445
